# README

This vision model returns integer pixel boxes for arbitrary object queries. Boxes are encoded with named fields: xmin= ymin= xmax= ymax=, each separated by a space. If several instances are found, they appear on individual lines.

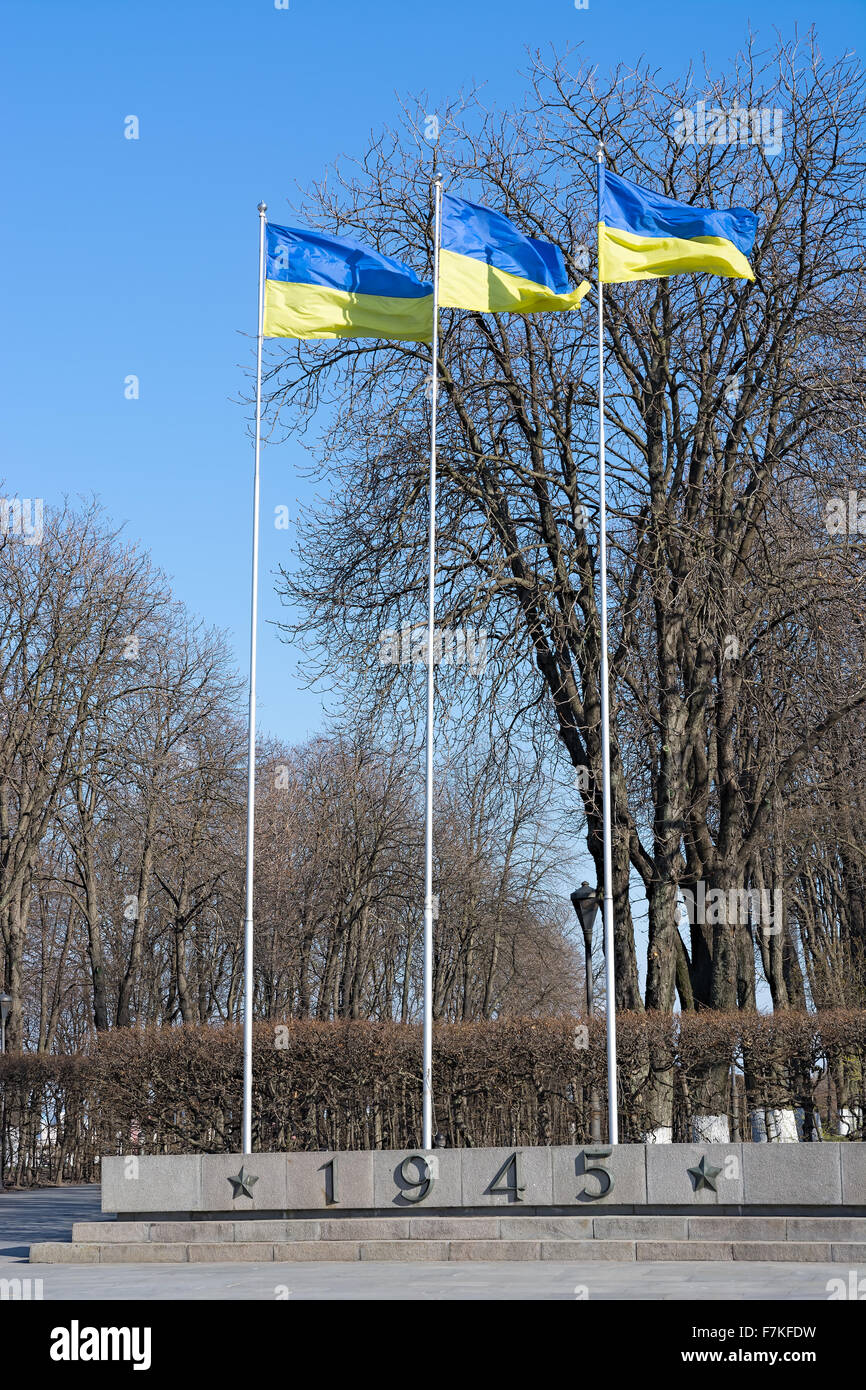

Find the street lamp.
xmin=570 ymin=883 xmax=599 ymax=1015
xmin=0 ymin=992 xmax=11 ymax=1054
xmin=0 ymin=990 xmax=9 ymax=1191
xmin=569 ymin=884 xmax=602 ymax=1143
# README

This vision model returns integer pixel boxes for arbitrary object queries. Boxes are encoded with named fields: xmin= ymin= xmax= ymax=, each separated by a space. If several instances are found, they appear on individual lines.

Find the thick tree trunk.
xmin=117 ymin=813 xmax=155 ymax=1029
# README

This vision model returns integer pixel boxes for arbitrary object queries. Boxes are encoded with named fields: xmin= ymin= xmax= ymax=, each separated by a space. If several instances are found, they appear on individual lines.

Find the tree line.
xmin=3 ymin=35 xmax=866 ymax=1109
xmin=271 ymin=32 xmax=866 ymax=1036
xmin=0 ymin=503 xmax=579 ymax=1051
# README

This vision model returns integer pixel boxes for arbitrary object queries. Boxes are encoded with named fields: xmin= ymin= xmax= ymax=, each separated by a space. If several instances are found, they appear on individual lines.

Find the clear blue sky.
xmin=2 ymin=0 xmax=861 ymax=745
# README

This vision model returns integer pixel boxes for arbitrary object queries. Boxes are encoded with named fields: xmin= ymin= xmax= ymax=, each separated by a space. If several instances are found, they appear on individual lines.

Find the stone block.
xmin=29 ymin=1243 xmax=100 ymax=1264
xmin=742 ymin=1144 xmax=841 ymax=1205
xmin=732 ymin=1242 xmax=831 ymax=1262
xmin=552 ymin=1144 xmax=646 ymax=1205
xmin=359 ymin=1240 xmax=449 ymax=1261
xmin=541 ymin=1240 xmax=635 ymax=1261
xmin=230 ymin=1220 xmax=320 ymax=1243
xmin=201 ymin=1153 xmax=288 ymax=1213
xmin=72 ymin=1222 xmax=151 ymax=1243
xmin=830 ymin=1243 xmax=866 ymax=1262
xmin=318 ymin=1218 xmax=409 ymax=1240
xmin=786 ymin=1217 xmax=866 ymax=1241
xmin=447 ymin=1240 xmax=541 ymax=1261
xmin=101 ymin=1154 xmax=201 ymax=1214
xmin=594 ymin=1216 xmax=688 ymax=1240
xmin=840 ymin=1146 xmax=866 ymax=1205
xmin=150 ymin=1221 xmax=237 ymax=1243
xmin=646 ymin=1144 xmax=743 ymax=1205
xmin=408 ymin=1217 xmax=499 ymax=1239
xmin=636 ymin=1241 xmax=733 ymax=1261
xmin=187 ymin=1243 xmax=273 ymax=1262
xmin=499 ymin=1216 xmax=593 ymax=1240
xmin=273 ymin=1241 xmax=359 ymax=1261
xmin=461 ymin=1146 xmax=552 ymax=1206
xmin=688 ymin=1217 xmax=786 ymax=1241
xmin=285 ymin=1150 xmax=374 ymax=1210
xmin=372 ymin=1149 xmax=462 ymax=1208
xmin=99 ymin=1243 xmax=188 ymax=1263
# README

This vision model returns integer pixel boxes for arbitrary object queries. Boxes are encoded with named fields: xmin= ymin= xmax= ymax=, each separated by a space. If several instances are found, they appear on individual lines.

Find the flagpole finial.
xmin=258 ymin=201 xmax=267 ymax=215
xmin=597 ymin=139 xmax=605 ymax=163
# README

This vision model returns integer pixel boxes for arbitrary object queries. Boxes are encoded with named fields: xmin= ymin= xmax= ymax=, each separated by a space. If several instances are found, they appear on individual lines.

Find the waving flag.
xmin=264 ymin=224 xmax=433 ymax=341
xmin=438 ymin=194 xmax=590 ymax=314
xmin=598 ymin=168 xmax=757 ymax=284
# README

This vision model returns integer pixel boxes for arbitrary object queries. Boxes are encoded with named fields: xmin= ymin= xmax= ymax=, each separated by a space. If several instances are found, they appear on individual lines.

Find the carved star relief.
xmin=687 ymin=1154 xmax=722 ymax=1192
xmin=227 ymin=1165 xmax=259 ymax=1200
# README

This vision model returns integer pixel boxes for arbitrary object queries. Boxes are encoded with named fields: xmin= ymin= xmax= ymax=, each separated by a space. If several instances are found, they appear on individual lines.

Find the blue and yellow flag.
xmin=598 ymin=169 xmax=757 ymax=284
xmin=264 ymin=224 xmax=433 ymax=342
xmin=439 ymin=194 xmax=590 ymax=314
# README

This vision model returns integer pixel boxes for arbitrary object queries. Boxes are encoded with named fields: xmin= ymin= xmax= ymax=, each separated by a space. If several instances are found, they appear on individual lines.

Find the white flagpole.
xmin=422 ymin=177 xmax=442 ymax=1151
xmin=596 ymin=144 xmax=619 ymax=1145
xmin=242 ymin=200 xmax=267 ymax=1156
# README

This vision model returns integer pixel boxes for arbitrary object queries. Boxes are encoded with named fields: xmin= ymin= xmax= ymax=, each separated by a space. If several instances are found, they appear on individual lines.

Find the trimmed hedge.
xmin=1 ymin=1013 xmax=864 ymax=1185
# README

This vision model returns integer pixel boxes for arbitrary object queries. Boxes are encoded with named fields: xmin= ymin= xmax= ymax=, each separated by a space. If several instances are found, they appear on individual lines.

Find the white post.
xmin=242 ymin=200 xmax=267 ymax=1156
xmin=596 ymin=145 xmax=619 ymax=1145
xmin=422 ymin=178 xmax=442 ymax=1151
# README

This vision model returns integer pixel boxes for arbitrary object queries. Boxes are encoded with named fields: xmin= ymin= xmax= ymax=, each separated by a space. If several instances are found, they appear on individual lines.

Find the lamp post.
xmin=570 ymin=883 xmax=599 ymax=1015
xmin=0 ymin=991 xmax=10 ymax=1191
xmin=570 ymin=885 xmax=602 ymax=1142
xmin=0 ymin=992 xmax=11 ymax=1055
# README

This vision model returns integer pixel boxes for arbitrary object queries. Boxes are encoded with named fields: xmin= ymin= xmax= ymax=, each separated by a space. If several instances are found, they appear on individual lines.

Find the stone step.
xmin=30 ymin=1238 xmax=866 ymax=1264
xmin=69 ymin=1214 xmax=866 ymax=1244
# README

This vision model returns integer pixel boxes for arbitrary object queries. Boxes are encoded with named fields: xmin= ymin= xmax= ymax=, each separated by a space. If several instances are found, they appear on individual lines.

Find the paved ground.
xmin=0 ymin=1185 xmax=102 ymax=1261
xmin=0 ymin=1186 xmax=860 ymax=1299
xmin=5 ymin=1257 xmax=858 ymax=1300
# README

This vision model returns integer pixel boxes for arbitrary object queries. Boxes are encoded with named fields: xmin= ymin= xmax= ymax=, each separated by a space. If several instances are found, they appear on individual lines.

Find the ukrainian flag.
xmin=264 ymin=224 xmax=433 ymax=342
xmin=439 ymin=194 xmax=590 ymax=314
xmin=598 ymin=168 xmax=757 ymax=284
